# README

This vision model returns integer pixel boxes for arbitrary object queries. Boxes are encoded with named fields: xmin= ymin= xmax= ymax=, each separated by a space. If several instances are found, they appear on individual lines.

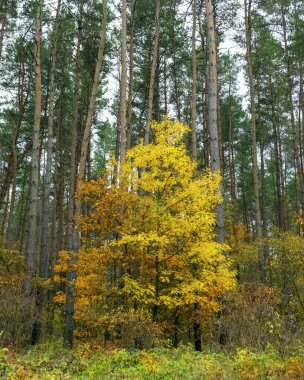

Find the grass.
xmin=1 ymin=341 xmax=304 ymax=379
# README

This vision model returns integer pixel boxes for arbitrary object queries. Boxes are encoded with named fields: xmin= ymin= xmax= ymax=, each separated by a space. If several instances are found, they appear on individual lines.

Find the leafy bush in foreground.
xmin=1 ymin=342 xmax=304 ymax=379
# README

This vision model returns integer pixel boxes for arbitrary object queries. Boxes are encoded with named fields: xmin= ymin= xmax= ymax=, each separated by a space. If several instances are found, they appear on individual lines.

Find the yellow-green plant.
xmin=55 ymin=117 xmax=236 ymax=344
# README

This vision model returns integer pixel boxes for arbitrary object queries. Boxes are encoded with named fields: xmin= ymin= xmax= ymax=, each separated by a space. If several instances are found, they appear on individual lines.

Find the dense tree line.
xmin=0 ymin=0 xmax=303 ymax=351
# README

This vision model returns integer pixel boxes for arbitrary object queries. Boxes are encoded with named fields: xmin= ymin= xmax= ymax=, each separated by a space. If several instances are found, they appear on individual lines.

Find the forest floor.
xmin=1 ymin=340 xmax=304 ymax=379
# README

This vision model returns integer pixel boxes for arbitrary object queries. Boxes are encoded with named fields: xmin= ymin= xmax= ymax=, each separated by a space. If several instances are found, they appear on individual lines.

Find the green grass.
xmin=1 ymin=341 xmax=304 ymax=379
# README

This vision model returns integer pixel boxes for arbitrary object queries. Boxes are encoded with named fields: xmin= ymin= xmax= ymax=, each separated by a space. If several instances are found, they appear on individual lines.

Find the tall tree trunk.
xmin=32 ymin=0 xmax=61 ymax=344
xmin=155 ymin=43 xmax=161 ymax=122
xmin=213 ymin=3 xmax=223 ymax=175
xmin=205 ymin=0 xmax=224 ymax=243
xmin=257 ymin=78 xmax=266 ymax=235
xmin=228 ymin=79 xmax=237 ymax=235
xmin=126 ymin=0 xmax=135 ymax=150
xmin=6 ymin=53 xmax=26 ymax=249
xmin=46 ymin=87 xmax=63 ymax=336
xmin=299 ymin=58 xmax=304 ymax=166
xmin=26 ymin=0 xmax=43 ymax=294
xmin=66 ymin=0 xmax=84 ymax=255
xmin=0 ymin=13 xmax=5 ymax=60
xmin=119 ymin=0 xmax=127 ymax=161
xmin=171 ymin=1 xmax=181 ymax=121
xmin=164 ymin=57 xmax=168 ymax=115
xmin=281 ymin=9 xmax=304 ymax=211
xmin=1 ymin=191 xmax=9 ymax=239
xmin=203 ymin=59 xmax=210 ymax=169
xmin=279 ymin=129 xmax=289 ymax=229
xmin=198 ymin=4 xmax=209 ymax=168
xmin=270 ymin=84 xmax=283 ymax=229
xmin=293 ymin=1 xmax=304 ymax=204
xmin=172 ymin=49 xmax=181 ymax=120
xmin=57 ymin=111 xmax=65 ymax=254
xmin=18 ymin=174 xmax=28 ymax=252
xmin=64 ymin=0 xmax=108 ymax=348
xmin=6 ymin=167 xmax=16 ymax=249
xmin=144 ymin=0 xmax=160 ymax=144
xmin=191 ymin=0 xmax=197 ymax=161
xmin=269 ymin=74 xmax=284 ymax=229
xmin=244 ymin=0 xmax=264 ymax=282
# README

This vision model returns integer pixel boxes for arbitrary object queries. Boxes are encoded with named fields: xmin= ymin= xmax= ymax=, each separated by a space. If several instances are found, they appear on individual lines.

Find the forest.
xmin=0 ymin=0 xmax=304 ymax=378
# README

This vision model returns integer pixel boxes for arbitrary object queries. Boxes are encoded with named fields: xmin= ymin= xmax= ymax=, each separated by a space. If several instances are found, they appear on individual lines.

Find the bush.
xmin=1 ymin=341 xmax=304 ymax=379
xmin=0 ymin=242 xmax=32 ymax=347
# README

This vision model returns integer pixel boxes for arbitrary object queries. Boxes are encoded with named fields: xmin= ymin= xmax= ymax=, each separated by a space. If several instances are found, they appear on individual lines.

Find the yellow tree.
xmin=55 ymin=117 xmax=236 ymax=348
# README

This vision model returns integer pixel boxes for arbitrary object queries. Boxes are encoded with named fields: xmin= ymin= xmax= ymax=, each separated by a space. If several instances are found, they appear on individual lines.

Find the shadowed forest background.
xmin=0 ymin=0 xmax=304 ymax=378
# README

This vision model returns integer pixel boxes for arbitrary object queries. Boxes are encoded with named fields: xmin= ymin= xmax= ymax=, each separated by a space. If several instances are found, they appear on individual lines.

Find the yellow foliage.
xmin=55 ymin=117 xmax=236 ymax=338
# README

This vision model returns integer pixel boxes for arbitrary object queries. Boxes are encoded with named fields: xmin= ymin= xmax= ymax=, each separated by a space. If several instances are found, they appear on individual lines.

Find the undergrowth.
xmin=1 ymin=341 xmax=304 ymax=379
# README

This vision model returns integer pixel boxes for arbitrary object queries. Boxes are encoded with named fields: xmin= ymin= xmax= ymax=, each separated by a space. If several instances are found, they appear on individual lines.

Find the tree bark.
xmin=205 ymin=0 xmax=224 ymax=243
xmin=244 ymin=0 xmax=264 ymax=282
xmin=64 ymin=0 xmax=108 ymax=349
xmin=228 ymin=79 xmax=237 ymax=235
xmin=119 ymin=0 xmax=127 ymax=161
xmin=32 ymin=0 xmax=61 ymax=344
xmin=66 ymin=0 xmax=84 ymax=255
xmin=1 ymin=191 xmax=9 ymax=240
xmin=198 ymin=4 xmax=209 ymax=168
xmin=144 ymin=0 xmax=160 ymax=145
xmin=269 ymin=74 xmax=284 ymax=229
xmin=191 ymin=0 xmax=198 ymax=161
xmin=0 ymin=12 xmax=5 ymax=60
xmin=126 ymin=0 xmax=135 ymax=150
xmin=26 ymin=0 xmax=43 ymax=294
xmin=6 ymin=52 xmax=26 ymax=249
xmin=281 ymin=8 xmax=304 ymax=212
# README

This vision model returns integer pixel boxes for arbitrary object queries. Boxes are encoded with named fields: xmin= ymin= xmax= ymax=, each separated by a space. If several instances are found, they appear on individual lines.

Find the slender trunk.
xmin=119 ymin=0 xmax=127 ymax=161
xmin=26 ymin=0 xmax=43 ymax=294
xmin=257 ymin=79 xmax=266 ymax=235
xmin=282 ymin=9 xmax=304 ymax=211
xmin=228 ymin=80 xmax=237 ymax=234
xmin=244 ymin=0 xmax=264 ymax=282
xmin=57 ymin=132 xmax=65 ymax=253
xmin=193 ymin=323 xmax=202 ymax=351
xmin=144 ymin=0 xmax=160 ymax=144
xmin=198 ymin=5 xmax=209 ymax=168
xmin=155 ymin=43 xmax=160 ymax=122
xmin=153 ymin=255 xmax=160 ymax=320
xmin=164 ymin=57 xmax=168 ymax=115
xmin=203 ymin=63 xmax=210 ymax=168
xmin=172 ymin=1 xmax=181 ymax=120
xmin=126 ymin=0 xmax=135 ymax=150
xmin=39 ymin=0 xmax=61 ymax=278
xmin=67 ymin=0 xmax=83 ymax=254
xmin=299 ymin=58 xmax=304 ymax=165
xmin=191 ymin=0 xmax=197 ymax=161
xmin=269 ymin=74 xmax=284 ymax=229
xmin=64 ymin=0 xmax=108 ymax=348
xmin=293 ymin=1 xmax=304 ymax=207
xmin=0 ymin=161 xmax=13 ymax=210
xmin=241 ymin=163 xmax=250 ymax=242
xmin=32 ymin=0 xmax=61 ymax=344
xmin=0 ymin=15 xmax=5 ymax=60
xmin=46 ymin=89 xmax=63 ymax=336
xmin=205 ymin=0 xmax=224 ymax=243
xmin=173 ymin=49 xmax=181 ymax=120
xmin=1 ymin=191 xmax=9 ymax=239
xmin=0 ymin=81 xmax=25 ymax=211
xmin=50 ymin=81 xmax=63 ymax=267
xmin=6 ymin=168 xmax=16 ymax=249
xmin=19 ymin=175 xmax=28 ymax=253
xmin=279 ymin=132 xmax=288 ymax=229
xmin=213 ymin=4 xmax=223 ymax=175
xmin=6 ymin=55 xmax=26 ymax=248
